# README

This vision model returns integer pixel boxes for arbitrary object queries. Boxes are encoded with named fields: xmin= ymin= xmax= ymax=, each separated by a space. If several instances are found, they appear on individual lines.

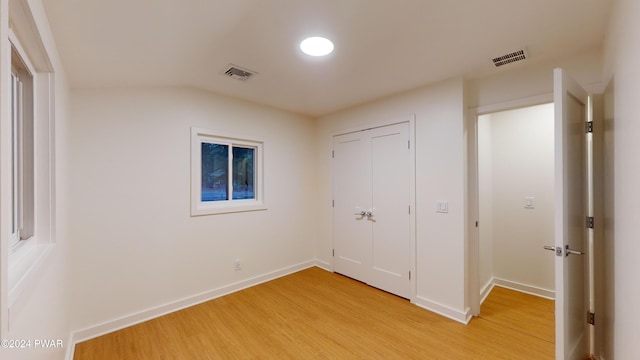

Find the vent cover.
xmin=223 ymin=64 xmax=257 ymax=81
xmin=491 ymin=49 xmax=528 ymax=67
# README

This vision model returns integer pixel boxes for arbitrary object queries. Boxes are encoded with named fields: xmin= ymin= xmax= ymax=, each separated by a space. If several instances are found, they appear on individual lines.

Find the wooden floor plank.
xmin=74 ymin=267 xmax=554 ymax=359
xmin=479 ymin=286 xmax=555 ymax=344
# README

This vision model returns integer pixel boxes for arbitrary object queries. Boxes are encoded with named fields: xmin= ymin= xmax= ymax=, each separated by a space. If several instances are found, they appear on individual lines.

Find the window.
xmin=5 ymin=20 xmax=56 ymax=306
xmin=10 ymin=44 xmax=35 ymax=251
xmin=191 ymin=128 xmax=265 ymax=215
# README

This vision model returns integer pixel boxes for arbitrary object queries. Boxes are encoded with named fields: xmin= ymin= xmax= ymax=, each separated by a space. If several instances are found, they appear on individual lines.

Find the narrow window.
xmin=10 ymin=45 xmax=35 ymax=250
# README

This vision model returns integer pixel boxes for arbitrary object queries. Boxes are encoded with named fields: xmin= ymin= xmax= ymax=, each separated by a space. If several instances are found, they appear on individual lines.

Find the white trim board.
xmin=67 ymin=260 xmax=319 ymax=356
xmin=480 ymin=278 xmax=495 ymax=305
xmin=314 ymin=259 xmax=332 ymax=272
xmin=473 ymin=93 xmax=553 ymax=116
xmin=65 ymin=331 xmax=76 ymax=360
xmin=488 ymin=277 xmax=555 ymax=300
xmin=413 ymin=296 xmax=471 ymax=325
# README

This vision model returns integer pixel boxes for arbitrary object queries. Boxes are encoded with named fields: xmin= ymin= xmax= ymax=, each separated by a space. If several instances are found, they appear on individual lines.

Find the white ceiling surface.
xmin=42 ymin=0 xmax=611 ymax=117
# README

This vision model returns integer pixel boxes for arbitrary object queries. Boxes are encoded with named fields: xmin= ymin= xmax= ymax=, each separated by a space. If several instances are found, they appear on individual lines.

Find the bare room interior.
xmin=0 ymin=0 xmax=637 ymax=359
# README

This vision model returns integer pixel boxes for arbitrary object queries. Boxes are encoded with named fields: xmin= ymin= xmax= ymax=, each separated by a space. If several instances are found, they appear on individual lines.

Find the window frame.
xmin=5 ymin=24 xmax=56 ymax=308
xmin=9 ymin=41 xmax=35 ymax=254
xmin=191 ymin=127 xmax=265 ymax=216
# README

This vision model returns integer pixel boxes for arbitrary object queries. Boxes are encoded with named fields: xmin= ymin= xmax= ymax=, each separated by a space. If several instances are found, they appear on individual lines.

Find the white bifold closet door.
xmin=333 ymin=122 xmax=411 ymax=299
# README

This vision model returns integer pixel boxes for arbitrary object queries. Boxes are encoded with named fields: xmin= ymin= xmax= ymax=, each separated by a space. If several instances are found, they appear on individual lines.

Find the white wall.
xmin=602 ymin=0 xmax=640 ymax=358
xmin=0 ymin=0 xmax=72 ymax=359
xmin=478 ymin=104 xmax=555 ymax=297
xmin=468 ymin=46 xmax=604 ymax=109
xmin=68 ymin=88 xmax=317 ymax=336
xmin=316 ymin=78 xmax=468 ymax=321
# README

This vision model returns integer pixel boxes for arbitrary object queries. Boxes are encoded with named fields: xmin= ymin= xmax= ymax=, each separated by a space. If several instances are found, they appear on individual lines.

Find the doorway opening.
xmin=476 ymin=103 xmax=556 ymax=344
xmin=469 ymin=69 xmax=599 ymax=359
xmin=477 ymin=103 xmax=555 ymax=300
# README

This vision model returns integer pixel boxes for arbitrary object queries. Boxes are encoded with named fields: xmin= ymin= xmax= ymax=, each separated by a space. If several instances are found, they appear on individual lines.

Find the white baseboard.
xmin=67 ymin=260 xmax=317 ymax=357
xmin=413 ymin=296 xmax=471 ymax=324
xmin=480 ymin=278 xmax=495 ymax=305
xmin=65 ymin=330 xmax=75 ymax=360
xmin=492 ymin=277 xmax=555 ymax=300
xmin=313 ymin=259 xmax=332 ymax=272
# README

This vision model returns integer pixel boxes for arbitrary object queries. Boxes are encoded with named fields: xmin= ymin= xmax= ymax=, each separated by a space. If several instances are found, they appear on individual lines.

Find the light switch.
xmin=436 ymin=201 xmax=449 ymax=213
xmin=524 ymin=197 xmax=535 ymax=209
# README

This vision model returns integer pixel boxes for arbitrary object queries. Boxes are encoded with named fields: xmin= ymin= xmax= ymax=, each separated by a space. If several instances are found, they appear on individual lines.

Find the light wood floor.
xmin=74 ymin=267 xmax=554 ymax=359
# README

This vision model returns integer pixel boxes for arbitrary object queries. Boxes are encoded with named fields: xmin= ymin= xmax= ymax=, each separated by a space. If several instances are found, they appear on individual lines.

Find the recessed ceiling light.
xmin=300 ymin=37 xmax=334 ymax=57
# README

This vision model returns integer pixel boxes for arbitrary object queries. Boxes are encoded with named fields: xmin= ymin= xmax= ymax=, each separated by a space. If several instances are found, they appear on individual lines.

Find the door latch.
xmin=544 ymin=245 xmax=562 ymax=257
xmin=565 ymin=245 xmax=585 ymax=257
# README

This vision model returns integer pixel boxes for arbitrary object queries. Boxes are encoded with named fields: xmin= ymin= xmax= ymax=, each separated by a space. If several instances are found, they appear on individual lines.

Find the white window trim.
xmin=191 ymin=127 xmax=266 ymax=216
xmin=5 ymin=26 xmax=55 ymax=308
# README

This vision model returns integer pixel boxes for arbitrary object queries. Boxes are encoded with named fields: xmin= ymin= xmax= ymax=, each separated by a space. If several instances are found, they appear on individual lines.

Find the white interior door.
xmin=333 ymin=122 xmax=411 ymax=299
xmin=553 ymin=68 xmax=590 ymax=360
xmin=333 ymin=131 xmax=371 ymax=283
xmin=368 ymin=124 xmax=411 ymax=298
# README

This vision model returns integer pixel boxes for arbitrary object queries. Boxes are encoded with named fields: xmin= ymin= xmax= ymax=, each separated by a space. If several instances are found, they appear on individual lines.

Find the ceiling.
xmin=42 ymin=0 xmax=612 ymax=117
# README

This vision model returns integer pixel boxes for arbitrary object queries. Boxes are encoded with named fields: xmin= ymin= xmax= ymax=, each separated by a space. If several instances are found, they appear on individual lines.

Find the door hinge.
xmin=408 ymin=140 xmax=410 ymax=149
xmin=408 ymin=205 xmax=411 ymax=214
xmin=332 ymin=150 xmax=335 ymax=158
xmin=409 ymin=271 xmax=411 ymax=280
xmin=587 ymin=312 xmax=595 ymax=325
xmin=332 ymin=249 xmax=335 ymax=257
xmin=587 ymin=216 xmax=595 ymax=229
xmin=332 ymin=200 xmax=335 ymax=208
xmin=586 ymin=121 xmax=594 ymax=133
xmin=475 ymin=221 xmax=479 ymax=228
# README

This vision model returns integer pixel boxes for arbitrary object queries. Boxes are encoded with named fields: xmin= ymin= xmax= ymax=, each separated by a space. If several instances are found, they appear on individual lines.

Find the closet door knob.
xmin=564 ymin=245 xmax=584 ymax=257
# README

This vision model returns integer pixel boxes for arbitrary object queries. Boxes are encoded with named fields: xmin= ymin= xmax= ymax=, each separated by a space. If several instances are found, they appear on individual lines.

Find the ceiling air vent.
xmin=222 ymin=64 xmax=257 ymax=81
xmin=491 ymin=49 xmax=528 ymax=67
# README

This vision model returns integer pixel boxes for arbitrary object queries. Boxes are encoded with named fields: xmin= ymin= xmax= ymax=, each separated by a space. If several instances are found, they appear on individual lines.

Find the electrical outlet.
xmin=234 ymin=259 xmax=241 ymax=271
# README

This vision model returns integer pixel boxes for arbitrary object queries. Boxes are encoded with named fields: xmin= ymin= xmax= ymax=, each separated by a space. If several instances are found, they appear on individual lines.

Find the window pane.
xmin=201 ymin=143 xmax=228 ymax=201
xmin=11 ymin=73 xmax=19 ymax=235
xmin=11 ymin=45 xmax=35 ymax=241
xmin=232 ymin=147 xmax=255 ymax=200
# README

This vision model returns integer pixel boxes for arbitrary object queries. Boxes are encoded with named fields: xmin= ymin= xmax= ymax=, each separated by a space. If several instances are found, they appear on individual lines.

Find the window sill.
xmin=8 ymin=242 xmax=54 ymax=307
xmin=191 ymin=202 xmax=267 ymax=216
